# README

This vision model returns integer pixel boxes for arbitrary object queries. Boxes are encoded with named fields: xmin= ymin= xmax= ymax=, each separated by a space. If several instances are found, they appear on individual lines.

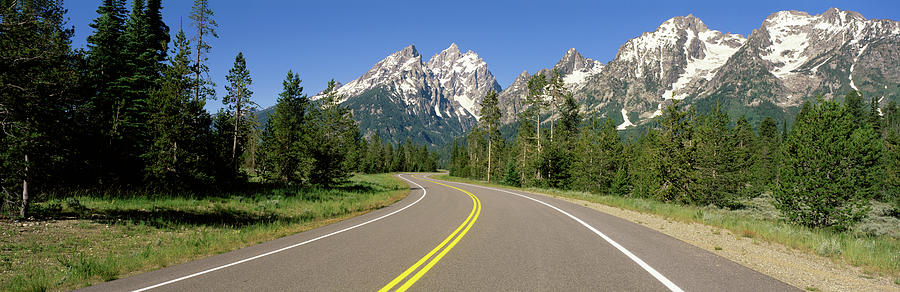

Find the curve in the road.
xmin=129 ymin=175 xmax=429 ymax=292
xmin=431 ymin=176 xmax=685 ymax=292
xmin=380 ymin=175 xmax=482 ymax=292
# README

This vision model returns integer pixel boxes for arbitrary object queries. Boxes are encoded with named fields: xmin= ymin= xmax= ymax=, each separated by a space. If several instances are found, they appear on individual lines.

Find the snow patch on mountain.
xmin=617 ymin=109 xmax=634 ymax=130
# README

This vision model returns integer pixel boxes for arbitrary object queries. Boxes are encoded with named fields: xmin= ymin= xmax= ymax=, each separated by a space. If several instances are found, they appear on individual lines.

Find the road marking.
xmin=432 ymin=176 xmax=685 ymax=292
xmin=131 ymin=174 xmax=427 ymax=292
xmin=379 ymin=175 xmax=481 ymax=292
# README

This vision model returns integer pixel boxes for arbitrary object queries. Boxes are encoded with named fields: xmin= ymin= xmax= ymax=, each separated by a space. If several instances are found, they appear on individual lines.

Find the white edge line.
xmin=432 ymin=177 xmax=685 ymax=292
xmin=133 ymin=174 xmax=427 ymax=292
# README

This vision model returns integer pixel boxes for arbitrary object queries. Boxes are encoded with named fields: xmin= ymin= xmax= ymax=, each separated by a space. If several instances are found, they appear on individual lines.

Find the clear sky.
xmin=63 ymin=0 xmax=898 ymax=111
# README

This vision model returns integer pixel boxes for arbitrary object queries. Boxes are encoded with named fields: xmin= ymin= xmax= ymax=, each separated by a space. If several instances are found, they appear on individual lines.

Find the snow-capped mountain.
xmin=313 ymin=44 xmax=500 ymax=146
xmin=427 ymin=43 xmax=502 ymax=118
xmin=496 ymin=48 xmax=604 ymax=124
xmin=704 ymin=8 xmax=900 ymax=111
xmin=579 ymin=15 xmax=746 ymax=129
xmin=577 ymin=8 xmax=899 ymax=129
xmin=288 ymin=7 xmax=898 ymax=147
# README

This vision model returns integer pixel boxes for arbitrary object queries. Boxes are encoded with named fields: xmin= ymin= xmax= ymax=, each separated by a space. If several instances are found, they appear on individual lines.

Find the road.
xmin=78 ymin=174 xmax=798 ymax=291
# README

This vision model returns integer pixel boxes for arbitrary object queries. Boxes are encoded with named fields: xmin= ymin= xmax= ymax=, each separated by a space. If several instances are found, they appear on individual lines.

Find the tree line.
xmin=451 ymin=71 xmax=899 ymax=230
xmin=0 ymin=0 xmax=437 ymax=218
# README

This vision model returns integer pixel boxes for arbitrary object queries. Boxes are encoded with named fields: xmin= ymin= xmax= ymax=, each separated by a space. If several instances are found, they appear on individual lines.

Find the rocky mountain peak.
xmin=427 ymin=43 xmax=502 ymax=118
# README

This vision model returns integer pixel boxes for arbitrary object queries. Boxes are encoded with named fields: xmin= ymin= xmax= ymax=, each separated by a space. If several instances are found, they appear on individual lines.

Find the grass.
xmin=0 ymin=173 xmax=408 ymax=292
xmin=435 ymin=174 xmax=900 ymax=280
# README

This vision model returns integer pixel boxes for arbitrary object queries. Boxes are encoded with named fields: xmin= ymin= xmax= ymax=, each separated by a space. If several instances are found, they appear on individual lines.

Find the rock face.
xmin=702 ymin=8 xmax=900 ymax=121
xmin=578 ymin=15 xmax=746 ymax=128
xmin=426 ymin=43 xmax=503 ymax=118
xmin=313 ymin=44 xmax=500 ymax=146
xmin=496 ymin=48 xmax=604 ymax=124
xmin=574 ymin=8 xmax=899 ymax=129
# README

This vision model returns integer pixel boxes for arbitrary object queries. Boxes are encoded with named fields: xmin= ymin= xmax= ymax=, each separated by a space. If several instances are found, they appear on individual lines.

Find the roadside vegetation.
xmin=0 ymin=173 xmax=407 ymax=292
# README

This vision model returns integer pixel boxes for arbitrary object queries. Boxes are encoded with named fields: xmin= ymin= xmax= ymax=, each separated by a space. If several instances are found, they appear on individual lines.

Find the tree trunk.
xmin=20 ymin=154 xmax=28 ymax=218
xmin=195 ymin=13 xmax=203 ymax=102
xmin=487 ymin=139 xmax=492 ymax=182
xmin=232 ymin=90 xmax=241 ymax=164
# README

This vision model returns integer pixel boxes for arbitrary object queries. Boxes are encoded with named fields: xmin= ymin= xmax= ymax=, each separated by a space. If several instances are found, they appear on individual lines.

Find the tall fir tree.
xmin=258 ymin=71 xmax=309 ymax=183
xmin=145 ymin=29 xmax=212 ymax=188
xmin=479 ymin=90 xmax=502 ymax=182
xmin=656 ymin=102 xmax=697 ymax=203
xmin=307 ymin=80 xmax=360 ymax=186
xmin=223 ymin=52 xmax=255 ymax=165
xmin=189 ymin=0 xmax=217 ymax=102
xmin=691 ymin=106 xmax=742 ymax=206
xmin=756 ymin=117 xmax=780 ymax=191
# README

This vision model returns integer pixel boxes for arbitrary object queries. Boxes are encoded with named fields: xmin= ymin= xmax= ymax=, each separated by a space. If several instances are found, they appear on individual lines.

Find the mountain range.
xmin=298 ymin=8 xmax=899 ymax=146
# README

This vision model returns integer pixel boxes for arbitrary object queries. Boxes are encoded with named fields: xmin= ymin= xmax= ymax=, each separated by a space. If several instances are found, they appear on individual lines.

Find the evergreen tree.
xmin=756 ymin=117 xmax=779 ymax=191
xmin=189 ymin=0 xmax=217 ymax=102
xmin=844 ymin=90 xmax=867 ymax=125
xmin=223 ymin=52 xmax=255 ymax=165
xmin=307 ymin=80 xmax=360 ymax=186
xmin=572 ymin=118 xmax=623 ymax=194
xmin=774 ymin=98 xmax=883 ymax=230
xmin=523 ymin=73 xmax=547 ymax=161
xmin=144 ymin=29 xmax=212 ymax=188
xmin=628 ymin=130 xmax=662 ymax=198
xmin=258 ymin=71 xmax=309 ymax=183
xmin=85 ymin=0 xmax=148 ymax=183
xmin=656 ymin=102 xmax=697 ymax=203
xmin=145 ymin=0 xmax=169 ymax=63
xmin=0 ymin=0 xmax=78 ymax=216
xmin=691 ymin=106 xmax=742 ymax=206
xmin=882 ymin=101 xmax=899 ymax=207
xmin=479 ymin=90 xmax=502 ymax=182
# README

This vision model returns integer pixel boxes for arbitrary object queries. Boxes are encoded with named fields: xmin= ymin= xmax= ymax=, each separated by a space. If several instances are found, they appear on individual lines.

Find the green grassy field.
xmin=0 ymin=173 xmax=408 ymax=292
xmin=435 ymin=174 xmax=900 ymax=282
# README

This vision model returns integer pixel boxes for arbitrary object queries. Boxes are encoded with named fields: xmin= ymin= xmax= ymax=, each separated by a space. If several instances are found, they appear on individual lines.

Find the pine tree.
xmin=572 ymin=118 xmax=623 ymax=194
xmin=223 ymin=52 xmax=255 ymax=166
xmin=733 ymin=115 xmax=756 ymax=196
xmin=145 ymin=0 xmax=169 ymax=63
xmin=258 ymin=71 xmax=310 ymax=183
xmin=656 ymin=102 xmax=696 ymax=203
xmin=189 ymin=0 xmax=217 ymax=102
xmin=691 ymin=106 xmax=741 ymax=206
xmin=86 ymin=0 xmax=141 ymax=183
xmin=628 ymin=130 xmax=662 ymax=198
xmin=756 ymin=117 xmax=779 ymax=191
xmin=0 ymin=0 xmax=79 ymax=216
xmin=775 ymin=98 xmax=883 ymax=230
xmin=144 ymin=29 xmax=212 ymax=188
xmin=524 ymin=73 xmax=547 ymax=160
xmin=307 ymin=80 xmax=360 ymax=186
xmin=844 ymin=90 xmax=867 ymax=125
xmin=479 ymin=90 xmax=502 ymax=182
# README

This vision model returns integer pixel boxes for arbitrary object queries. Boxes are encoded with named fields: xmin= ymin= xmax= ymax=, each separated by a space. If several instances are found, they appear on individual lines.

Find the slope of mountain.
xmin=311 ymin=44 xmax=500 ymax=146
xmin=496 ymin=48 xmax=604 ymax=124
xmin=578 ymin=15 xmax=746 ymax=128
xmin=699 ymin=8 xmax=900 ymax=123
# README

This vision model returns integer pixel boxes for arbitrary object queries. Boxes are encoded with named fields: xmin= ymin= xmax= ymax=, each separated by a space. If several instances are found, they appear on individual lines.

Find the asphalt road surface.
xmin=78 ymin=174 xmax=798 ymax=291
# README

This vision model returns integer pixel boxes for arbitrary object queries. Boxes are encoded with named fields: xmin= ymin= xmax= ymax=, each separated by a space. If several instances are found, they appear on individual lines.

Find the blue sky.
xmin=63 ymin=0 xmax=898 ymax=110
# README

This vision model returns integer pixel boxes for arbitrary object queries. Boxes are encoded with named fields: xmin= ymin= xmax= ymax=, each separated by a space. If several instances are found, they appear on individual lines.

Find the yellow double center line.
xmin=379 ymin=175 xmax=482 ymax=292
